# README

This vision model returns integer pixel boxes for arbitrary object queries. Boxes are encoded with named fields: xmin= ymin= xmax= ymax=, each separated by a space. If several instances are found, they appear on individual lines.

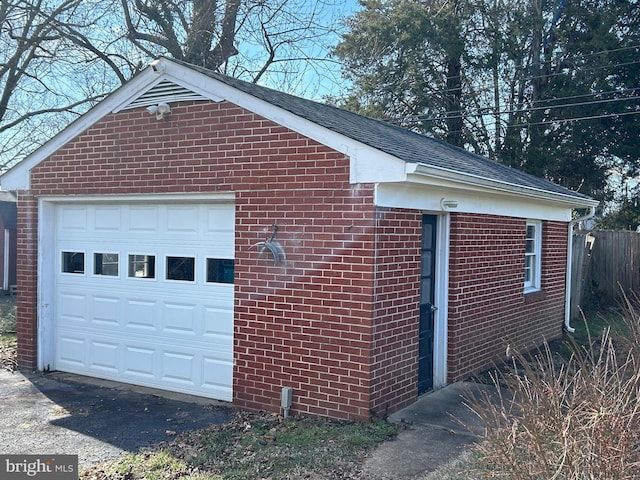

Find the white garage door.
xmin=52 ymin=202 xmax=234 ymax=401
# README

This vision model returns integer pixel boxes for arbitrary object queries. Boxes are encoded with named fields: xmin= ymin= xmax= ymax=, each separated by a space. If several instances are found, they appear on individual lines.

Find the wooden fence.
xmin=572 ymin=230 xmax=640 ymax=316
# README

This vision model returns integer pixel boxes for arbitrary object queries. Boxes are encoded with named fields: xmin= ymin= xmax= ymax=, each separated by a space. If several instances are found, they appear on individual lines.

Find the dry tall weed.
xmin=468 ymin=306 xmax=640 ymax=479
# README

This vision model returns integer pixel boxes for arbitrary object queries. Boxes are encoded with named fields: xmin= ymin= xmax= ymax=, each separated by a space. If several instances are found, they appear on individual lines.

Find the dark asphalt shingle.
xmin=175 ymin=59 xmax=592 ymax=202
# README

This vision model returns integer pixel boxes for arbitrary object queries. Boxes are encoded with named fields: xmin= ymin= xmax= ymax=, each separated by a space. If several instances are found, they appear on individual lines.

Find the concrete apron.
xmin=361 ymin=382 xmax=505 ymax=479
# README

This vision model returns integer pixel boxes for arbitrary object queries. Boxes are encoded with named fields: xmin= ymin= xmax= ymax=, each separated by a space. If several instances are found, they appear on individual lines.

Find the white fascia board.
xmin=406 ymin=162 xmax=599 ymax=210
xmin=375 ymin=182 xmax=574 ymax=221
xmin=349 ymin=149 xmax=407 ymax=183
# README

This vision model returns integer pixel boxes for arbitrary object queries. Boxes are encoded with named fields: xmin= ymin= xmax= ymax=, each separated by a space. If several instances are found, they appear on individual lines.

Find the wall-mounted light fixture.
xmin=146 ymin=102 xmax=171 ymax=120
xmin=150 ymin=59 xmax=166 ymax=73
xmin=440 ymin=198 xmax=459 ymax=211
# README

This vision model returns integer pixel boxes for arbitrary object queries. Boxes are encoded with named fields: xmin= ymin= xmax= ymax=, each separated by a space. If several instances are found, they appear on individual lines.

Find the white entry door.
xmin=50 ymin=201 xmax=234 ymax=401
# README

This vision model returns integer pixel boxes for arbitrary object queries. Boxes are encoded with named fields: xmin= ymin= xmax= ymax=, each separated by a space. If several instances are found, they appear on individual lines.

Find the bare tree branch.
xmin=1 ymin=0 xmax=350 ymax=167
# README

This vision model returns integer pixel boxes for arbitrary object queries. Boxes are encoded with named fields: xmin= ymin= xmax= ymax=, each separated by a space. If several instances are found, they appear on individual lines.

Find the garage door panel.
xmin=206 ymin=204 xmax=235 ymax=232
xmin=59 ymin=206 xmax=88 ymax=233
xmin=53 ymin=201 xmax=234 ymax=401
xmin=57 ymin=329 xmax=232 ymax=392
xmin=91 ymin=295 xmax=121 ymax=326
xmin=59 ymin=292 xmax=89 ymax=324
xmin=124 ymin=298 xmax=159 ymax=331
xmin=128 ymin=206 xmax=159 ymax=232
xmin=89 ymin=340 xmax=120 ymax=373
xmin=57 ymin=335 xmax=86 ymax=368
xmin=163 ymin=302 xmax=197 ymax=335
xmin=162 ymin=351 xmax=196 ymax=384
xmin=166 ymin=206 xmax=199 ymax=232
xmin=93 ymin=206 xmax=122 ymax=231
xmin=204 ymin=307 xmax=234 ymax=337
xmin=203 ymin=357 xmax=234 ymax=386
xmin=124 ymin=346 xmax=157 ymax=378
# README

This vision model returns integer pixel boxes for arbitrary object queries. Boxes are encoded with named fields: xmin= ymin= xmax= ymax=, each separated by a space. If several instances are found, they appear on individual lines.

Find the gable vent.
xmin=123 ymin=80 xmax=212 ymax=110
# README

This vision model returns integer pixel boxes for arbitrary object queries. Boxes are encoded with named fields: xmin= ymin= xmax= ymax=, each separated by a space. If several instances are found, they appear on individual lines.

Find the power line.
xmin=507 ymin=109 xmax=640 ymax=129
xmin=402 ymin=56 xmax=640 ymax=101
xmin=513 ymin=43 xmax=640 ymax=71
xmin=384 ymin=44 xmax=640 ymax=86
xmin=533 ymin=88 xmax=638 ymax=105
xmin=426 ymin=109 xmax=640 ymax=137
xmin=394 ymin=93 xmax=640 ymax=125
xmin=342 ymin=42 xmax=640 ymax=129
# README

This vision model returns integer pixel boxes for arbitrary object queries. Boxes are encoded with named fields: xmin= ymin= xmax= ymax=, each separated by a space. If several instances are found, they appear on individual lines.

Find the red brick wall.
xmin=15 ymin=192 xmax=38 ymax=368
xmin=20 ymin=100 xmax=378 ymax=420
xmin=369 ymin=208 xmax=421 ymax=417
xmin=233 ymin=183 xmax=378 ymax=421
xmin=447 ymin=213 xmax=567 ymax=381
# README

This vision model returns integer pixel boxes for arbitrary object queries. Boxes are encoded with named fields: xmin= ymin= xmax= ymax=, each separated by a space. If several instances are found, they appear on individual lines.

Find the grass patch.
xmin=0 ymin=333 xmax=15 ymax=346
xmin=83 ymin=412 xmax=398 ymax=480
xmin=571 ymin=307 xmax=629 ymax=344
xmin=0 ymin=295 xmax=16 ymax=334
xmin=0 ymin=296 xmax=17 ymax=372
xmin=85 ymin=451 xmax=219 ymax=480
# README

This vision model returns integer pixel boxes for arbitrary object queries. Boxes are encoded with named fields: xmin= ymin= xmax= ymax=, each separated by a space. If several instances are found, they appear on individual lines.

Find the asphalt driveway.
xmin=1 ymin=368 xmax=497 ymax=478
xmin=0 ymin=369 xmax=232 ymax=468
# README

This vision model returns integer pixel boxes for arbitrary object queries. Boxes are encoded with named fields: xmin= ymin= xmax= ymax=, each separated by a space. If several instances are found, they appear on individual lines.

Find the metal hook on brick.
xmin=252 ymin=224 xmax=285 ymax=265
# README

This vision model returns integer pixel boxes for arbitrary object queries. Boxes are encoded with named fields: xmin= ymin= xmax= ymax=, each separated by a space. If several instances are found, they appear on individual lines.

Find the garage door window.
xmin=207 ymin=258 xmax=234 ymax=283
xmin=166 ymin=256 xmax=195 ymax=281
xmin=94 ymin=253 xmax=119 ymax=276
xmin=128 ymin=254 xmax=155 ymax=278
xmin=62 ymin=251 xmax=84 ymax=274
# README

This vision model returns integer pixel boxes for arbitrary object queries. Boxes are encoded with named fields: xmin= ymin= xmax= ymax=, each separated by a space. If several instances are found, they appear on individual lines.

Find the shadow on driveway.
xmin=0 ymin=369 xmax=232 ymax=467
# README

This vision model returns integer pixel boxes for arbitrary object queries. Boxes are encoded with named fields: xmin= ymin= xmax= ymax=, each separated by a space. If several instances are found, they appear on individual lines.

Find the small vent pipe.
xmin=281 ymin=387 xmax=293 ymax=418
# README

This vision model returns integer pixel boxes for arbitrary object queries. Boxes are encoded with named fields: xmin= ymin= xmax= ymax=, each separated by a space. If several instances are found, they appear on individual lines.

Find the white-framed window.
xmin=61 ymin=251 xmax=85 ymax=274
xmin=166 ymin=256 xmax=195 ymax=282
xmin=524 ymin=220 xmax=542 ymax=292
xmin=206 ymin=258 xmax=235 ymax=284
xmin=128 ymin=254 xmax=156 ymax=279
xmin=94 ymin=252 xmax=119 ymax=277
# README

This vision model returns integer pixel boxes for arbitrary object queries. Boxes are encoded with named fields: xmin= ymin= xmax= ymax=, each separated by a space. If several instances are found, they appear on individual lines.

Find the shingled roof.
xmin=174 ymin=58 xmax=594 ymax=203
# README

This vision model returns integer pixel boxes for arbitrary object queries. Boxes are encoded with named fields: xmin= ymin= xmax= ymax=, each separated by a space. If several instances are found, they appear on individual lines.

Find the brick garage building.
xmin=1 ymin=58 xmax=598 ymax=421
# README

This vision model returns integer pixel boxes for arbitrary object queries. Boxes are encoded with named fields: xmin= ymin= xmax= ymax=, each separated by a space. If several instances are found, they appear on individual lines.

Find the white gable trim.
xmin=111 ymin=64 xmax=224 ymax=112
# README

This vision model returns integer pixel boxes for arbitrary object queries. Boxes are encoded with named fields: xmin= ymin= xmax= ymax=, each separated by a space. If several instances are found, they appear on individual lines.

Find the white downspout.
xmin=564 ymin=206 xmax=596 ymax=333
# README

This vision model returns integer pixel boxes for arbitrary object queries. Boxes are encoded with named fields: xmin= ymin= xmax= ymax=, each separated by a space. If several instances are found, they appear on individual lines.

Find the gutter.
xmin=564 ymin=206 xmax=596 ymax=333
